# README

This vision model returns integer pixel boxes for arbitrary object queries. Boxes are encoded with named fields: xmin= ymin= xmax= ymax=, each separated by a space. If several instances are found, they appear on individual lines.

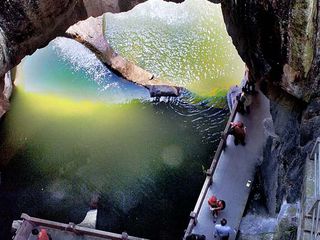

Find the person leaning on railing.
xmin=227 ymin=121 xmax=246 ymax=146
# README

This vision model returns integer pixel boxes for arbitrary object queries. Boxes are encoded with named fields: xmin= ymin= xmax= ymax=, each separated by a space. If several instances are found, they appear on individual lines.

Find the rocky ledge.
xmin=65 ymin=16 xmax=181 ymax=97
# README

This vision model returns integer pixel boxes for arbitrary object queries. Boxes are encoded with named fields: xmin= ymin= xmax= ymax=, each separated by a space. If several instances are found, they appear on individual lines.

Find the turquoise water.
xmin=0 ymin=37 xmax=229 ymax=240
xmin=19 ymin=37 xmax=149 ymax=103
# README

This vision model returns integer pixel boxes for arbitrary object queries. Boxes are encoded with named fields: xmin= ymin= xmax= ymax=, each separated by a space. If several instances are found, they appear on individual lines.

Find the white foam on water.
xmin=104 ymin=0 xmax=243 ymax=93
xmin=52 ymin=37 xmax=119 ymax=91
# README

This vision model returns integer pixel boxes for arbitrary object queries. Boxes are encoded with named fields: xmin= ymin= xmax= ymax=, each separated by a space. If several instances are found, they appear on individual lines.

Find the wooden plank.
xmin=14 ymin=220 xmax=34 ymax=240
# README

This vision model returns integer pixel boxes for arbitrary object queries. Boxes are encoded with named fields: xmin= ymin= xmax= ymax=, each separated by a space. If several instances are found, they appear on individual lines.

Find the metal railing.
xmin=14 ymin=214 xmax=147 ymax=240
xmin=306 ymin=137 xmax=320 ymax=240
xmin=182 ymin=95 xmax=239 ymax=239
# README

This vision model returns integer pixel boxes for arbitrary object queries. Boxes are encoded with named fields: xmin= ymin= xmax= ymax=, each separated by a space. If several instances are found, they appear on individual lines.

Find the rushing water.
xmin=104 ymin=0 xmax=243 ymax=97
xmin=0 ymin=1 xmax=243 ymax=239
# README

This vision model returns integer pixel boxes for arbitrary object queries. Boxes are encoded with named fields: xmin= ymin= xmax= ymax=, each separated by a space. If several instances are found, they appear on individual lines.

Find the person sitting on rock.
xmin=228 ymin=121 xmax=246 ymax=146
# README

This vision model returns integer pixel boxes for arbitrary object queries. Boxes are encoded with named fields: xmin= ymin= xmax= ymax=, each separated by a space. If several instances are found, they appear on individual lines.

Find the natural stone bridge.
xmin=65 ymin=16 xmax=181 ymax=98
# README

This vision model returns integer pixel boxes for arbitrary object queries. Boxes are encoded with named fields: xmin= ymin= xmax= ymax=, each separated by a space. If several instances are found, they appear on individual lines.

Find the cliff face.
xmin=0 ymin=0 xmax=86 ymax=77
xmin=0 ymin=0 xmax=187 ymax=79
xmin=0 ymin=0 xmax=158 ymax=79
xmin=221 ymin=0 xmax=320 ymax=212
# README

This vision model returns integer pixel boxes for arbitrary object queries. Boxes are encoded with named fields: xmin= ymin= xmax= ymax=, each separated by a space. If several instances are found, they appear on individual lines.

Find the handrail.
xmin=310 ymin=137 xmax=320 ymax=160
xmin=15 ymin=213 xmax=147 ymax=240
xmin=182 ymin=92 xmax=239 ymax=239
xmin=307 ymin=138 xmax=320 ymax=240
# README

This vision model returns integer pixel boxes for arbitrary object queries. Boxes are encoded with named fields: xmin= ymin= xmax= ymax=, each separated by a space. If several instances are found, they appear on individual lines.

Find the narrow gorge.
xmin=0 ymin=0 xmax=319 ymax=239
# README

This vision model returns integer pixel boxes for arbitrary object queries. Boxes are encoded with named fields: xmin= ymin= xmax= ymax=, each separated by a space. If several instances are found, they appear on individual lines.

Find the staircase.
xmin=298 ymin=137 xmax=320 ymax=240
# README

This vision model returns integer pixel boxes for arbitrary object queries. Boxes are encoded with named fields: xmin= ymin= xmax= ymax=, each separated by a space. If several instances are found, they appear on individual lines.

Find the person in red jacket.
xmin=208 ymin=195 xmax=226 ymax=220
xmin=31 ymin=228 xmax=52 ymax=240
xmin=228 ymin=121 xmax=246 ymax=146
xmin=38 ymin=229 xmax=50 ymax=240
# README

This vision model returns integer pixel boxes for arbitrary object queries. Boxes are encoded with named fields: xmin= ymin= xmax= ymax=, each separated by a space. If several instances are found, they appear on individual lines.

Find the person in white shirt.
xmin=214 ymin=218 xmax=236 ymax=240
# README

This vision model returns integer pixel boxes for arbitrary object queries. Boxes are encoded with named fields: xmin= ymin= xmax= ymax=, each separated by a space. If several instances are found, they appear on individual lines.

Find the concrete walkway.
xmin=192 ymin=90 xmax=271 ymax=239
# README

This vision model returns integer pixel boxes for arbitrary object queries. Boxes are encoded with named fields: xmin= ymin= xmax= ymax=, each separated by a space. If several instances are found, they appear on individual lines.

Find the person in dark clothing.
xmin=186 ymin=234 xmax=206 ymax=240
xmin=228 ymin=121 xmax=246 ymax=146
xmin=243 ymin=65 xmax=257 ymax=95
xmin=244 ymin=80 xmax=257 ymax=95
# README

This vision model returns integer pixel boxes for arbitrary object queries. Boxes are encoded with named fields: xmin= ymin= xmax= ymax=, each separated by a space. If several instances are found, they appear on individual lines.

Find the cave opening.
xmin=0 ymin=0 xmax=246 ymax=239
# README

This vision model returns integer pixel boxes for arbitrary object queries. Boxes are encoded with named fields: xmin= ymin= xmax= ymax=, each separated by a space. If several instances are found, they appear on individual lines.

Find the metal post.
xmin=318 ymin=144 xmax=320 ymax=196
xmin=312 ymin=207 xmax=316 ymax=240
xmin=315 ymin=151 xmax=318 ymax=198
xmin=315 ymin=202 xmax=320 ymax=239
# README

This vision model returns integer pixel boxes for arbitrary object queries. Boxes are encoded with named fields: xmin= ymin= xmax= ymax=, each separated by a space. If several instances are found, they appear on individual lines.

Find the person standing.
xmin=228 ymin=121 xmax=246 ymax=146
xmin=214 ymin=218 xmax=236 ymax=240
xmin=240 ymin=90 xmax=252 ymax=114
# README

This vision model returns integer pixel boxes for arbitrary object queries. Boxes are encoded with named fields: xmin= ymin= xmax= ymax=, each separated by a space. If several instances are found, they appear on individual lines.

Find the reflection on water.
xmin=104 ymin=0 xmax=243 ymax=96
xmin=0 ymin=38 xmax=228 ymax=240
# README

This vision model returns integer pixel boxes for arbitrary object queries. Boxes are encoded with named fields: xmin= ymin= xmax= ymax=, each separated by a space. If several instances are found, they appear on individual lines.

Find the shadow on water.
xmin=0 ymin=88 xmax=228 ymax=240
xmin=95 ymin=94 xmax=228 ymax=240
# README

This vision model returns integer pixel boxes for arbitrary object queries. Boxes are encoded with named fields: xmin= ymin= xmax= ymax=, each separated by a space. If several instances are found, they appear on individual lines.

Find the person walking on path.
xmin=243 ymin=65 xmax=257 ymax=95
xmin=236 ymin=89 xmax=252 ymax=114
xmin=214 ymin=218 xmax=236 ymax=240
xmin=228 ymin=121 xmax=246 ymax=146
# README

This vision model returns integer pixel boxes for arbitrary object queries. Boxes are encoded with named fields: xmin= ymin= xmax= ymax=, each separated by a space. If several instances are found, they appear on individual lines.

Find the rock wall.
xmin=0 ymin=0 xmax=87 ymax=77
xmin=221 ymin=0 xmax=320 ymax=213
xmin=0 ymin=0 xmax=184 ymax=78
